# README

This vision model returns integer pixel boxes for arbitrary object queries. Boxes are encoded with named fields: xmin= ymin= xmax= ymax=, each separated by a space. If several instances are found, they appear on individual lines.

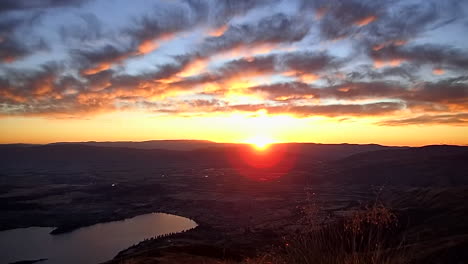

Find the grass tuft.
xmin=242 ymin=201 xmax=409 ymax=264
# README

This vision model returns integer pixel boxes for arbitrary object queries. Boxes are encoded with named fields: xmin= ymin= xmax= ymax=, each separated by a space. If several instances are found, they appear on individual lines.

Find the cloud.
xmin=309 ymin=0 xmax=386 ymax=40
xmin=126 ymin=2 xmax=200 ymax=54
xmin=226 ymin=102 xmax=404 ymax=117
xmin=198 ymin=13 xmax=310 ymax=57
xmin=247 ymin=81 xmax=406 ymax=102
xmin=359 ymin=0 xmax=462 ymax=47
xmin=354 ymin=15 xmax=377 ymax=27
xmin=216 ymin=54 xmax=277 ymax=78
xmin=432 ymin=68 xmax=445 ymax=75
xmin=378 ymin=113 xmax=468 ymax=126
xmin=369 ymin=44 xmax=468 ymax=71
xmin=0 ymin=15 xmax=48 ymax=63
xmin=0 ymin=0 xmax=88 ymax=13
xmin=59 ymin=13 xmax=105 ymax=44
xmin=249 ymin=82 xmax=319 ymax=101
xmin=74 ymin=0 xmax=281 ymax=75
xmin=132 ymin=51 xmax=337 ymax=95
xmin=73 ymin=44 xmax=134 ymax=75
xmin=0 ymin=63 xmax=67 ymax=100
xmin=402 ymin=79 xmax=468 ymax=111
xmin=145 ymin=99 xmax=404 ymax=118
xmin=279 ymin=52 xmax=338 ymax=76
xmin=347 ymin=65 xmax=417 ymax=81
xmin=0 ymin=38 xmax=32 ymax=63
xmin=0 ymin=0 xmax=467 ymax=127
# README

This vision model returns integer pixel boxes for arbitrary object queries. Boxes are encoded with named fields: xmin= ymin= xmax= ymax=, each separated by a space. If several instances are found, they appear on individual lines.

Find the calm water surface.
xmin=0 ymin=213 xmax=197 ymax=264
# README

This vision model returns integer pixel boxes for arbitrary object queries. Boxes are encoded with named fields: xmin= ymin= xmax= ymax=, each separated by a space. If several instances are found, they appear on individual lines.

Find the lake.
xmin=0 ymin=212 xmax=197 ymax=264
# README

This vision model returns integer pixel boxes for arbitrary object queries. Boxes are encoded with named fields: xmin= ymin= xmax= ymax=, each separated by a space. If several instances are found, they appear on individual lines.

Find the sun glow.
xmin=245 ymin=136 xmax=275 ymax=150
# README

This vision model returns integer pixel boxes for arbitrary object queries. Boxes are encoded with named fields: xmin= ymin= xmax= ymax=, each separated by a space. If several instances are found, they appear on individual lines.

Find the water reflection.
xmin=0 ymin=213 xmax=197 ymax=264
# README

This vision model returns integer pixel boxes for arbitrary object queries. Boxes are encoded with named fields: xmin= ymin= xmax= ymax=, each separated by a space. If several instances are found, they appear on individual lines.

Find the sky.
xmin=0 ymin=0 xmax=467 ymax=146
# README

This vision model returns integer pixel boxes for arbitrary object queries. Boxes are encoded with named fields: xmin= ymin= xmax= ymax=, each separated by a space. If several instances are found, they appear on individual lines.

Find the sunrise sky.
xmin=1 ymin=0 xmax=467 ymax=146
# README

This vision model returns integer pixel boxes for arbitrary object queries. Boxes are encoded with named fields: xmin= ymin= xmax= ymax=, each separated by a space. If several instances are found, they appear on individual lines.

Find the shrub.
xmin=243 ymin=202 xmax=409 ymax=264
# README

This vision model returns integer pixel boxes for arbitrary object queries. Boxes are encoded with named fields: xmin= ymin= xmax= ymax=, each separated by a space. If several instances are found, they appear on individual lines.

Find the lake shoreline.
xmin=0 ymin=212 xmax=197 ymax=264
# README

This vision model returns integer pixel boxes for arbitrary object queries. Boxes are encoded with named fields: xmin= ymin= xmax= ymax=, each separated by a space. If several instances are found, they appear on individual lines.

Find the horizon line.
xmin=1 ymin=139 xmax=467 ymax=148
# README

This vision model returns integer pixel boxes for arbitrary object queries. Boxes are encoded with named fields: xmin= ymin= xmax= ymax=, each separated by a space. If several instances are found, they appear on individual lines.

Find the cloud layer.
xmin=0 ymin=0 xmax=467 ymax=126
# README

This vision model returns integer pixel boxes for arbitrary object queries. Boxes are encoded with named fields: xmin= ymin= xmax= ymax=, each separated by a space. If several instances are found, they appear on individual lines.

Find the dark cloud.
xmin=0 ymin=0 xmax=87 ymax=62
xmin=360 ymin=0 xmax=462 ymax=48
xmin=0 ymin=15 xmax=48 ymax=62
xmin=0 ymin=66 xmax=115 ymax=117
xmin=249 ymin=82 xmax=317 ymax=100
xmin=402 ymin=79 xmax=468 ymax=111
xmin=248 ymin=77 xmax=468 ymax=111
xmin=198 ymin=13 xmax=310 ymax=56
xmin=0 ymin=37 xmax=31 ymax=63
xmin=280 ymin=51 xmax=338 ymax=73
xmin=59 ymin=13 xmax=105 ymax=43
xmin=122 ymin=12 xmax=313 ymax=81
xmin=72 ymin=44 xmax=134 ymax=75
xmin=127 ymin=2 xmax=203 ymax=53
xmin=247 ymin=81 xmax=406 ymax=102
xmin=378 ymin=113 xmax=468 ymax=126
xmin=316 ymin=0 xmax=385 ymax=40
xmin=0 ymin=63 xmax=64 ymax=101
xmin=75 ymin=0 xmax=282 ymax=75
xmin=369 ymin=44 xmax=468 ymax=71
xmin=128 ymin=51 xmax=336 ymax=94
xmin=324 ymin=82 xmax=405 ymax=100
xmin=84 ymin=69 xmax=114 ymax=91
xmin=346 ymin=65 xmax=417 ymax=81
xmin=216 ymin=55 xmax=277 ymax=77
xmin=0 ymin=38 xmax=48 ymax=63
xmin=0 ymin=0 xmax=88 ymax=13
xmin=226 ymin=102 xmax=404 ymax=117
xmin=145 ymin=100 xmax=404 ymax=117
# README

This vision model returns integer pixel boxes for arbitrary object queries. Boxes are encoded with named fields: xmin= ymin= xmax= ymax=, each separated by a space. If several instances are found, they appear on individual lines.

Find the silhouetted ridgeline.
xmin=49 ymin=139 xmax=218 ymax=151
xmin=0 ymin=142 xmax=391 ymax=170
xmin=325 ymin=145 xmax=468 ymax=186
xmin=0 ymin=142 xmax=466 ymax=186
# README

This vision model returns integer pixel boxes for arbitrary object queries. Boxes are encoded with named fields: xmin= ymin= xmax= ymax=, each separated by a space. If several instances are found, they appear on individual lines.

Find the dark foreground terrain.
xmin=1 ymin=141 xmax=467 ymax=263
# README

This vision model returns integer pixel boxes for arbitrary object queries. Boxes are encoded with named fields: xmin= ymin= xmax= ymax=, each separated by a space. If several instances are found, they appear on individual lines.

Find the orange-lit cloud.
xmin=82 ymin=63 xmax=112 ymax=75
xmin=283 ymin=71 xmax=319 ymax=83
xmin=372 ymin=40 xmax=407 ymax=51
xmin=137 ymin=40 xmax=158 ymax=55
xmin=208 ymin=25 xmax=228 ymax=37
xmin=354 ymin=15 xmax=377 ymax=26
xmin=215 ymin=43 xmax=280 ymax=60
xmin=432 ymin=68 xmax=445 ymax=75
xmin=136 ymin=33 xmax=174 ymax=55
xmin=299 ymin=73 xmax=319 ymax=83
xmin=315 ymin=7 xmax=327 ymax=20
xmin=0 ymin=90 xmax=27 ymax=103
xmin=177 ymin=58 xmax=209 ymax=78
xmin=374 ymin=59 xmax=405 ymax=68
xmin=1 ymin=55 xmax=16 ymax=63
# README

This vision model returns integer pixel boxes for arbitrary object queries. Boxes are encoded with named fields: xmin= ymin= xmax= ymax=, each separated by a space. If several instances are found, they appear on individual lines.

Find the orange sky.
xmin=1 ymin=111 xmax=467 ymax=146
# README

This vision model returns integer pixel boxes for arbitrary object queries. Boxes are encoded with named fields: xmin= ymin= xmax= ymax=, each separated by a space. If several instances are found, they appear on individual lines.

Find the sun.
xmin=245 ymin=136 xmax=275 ymax=150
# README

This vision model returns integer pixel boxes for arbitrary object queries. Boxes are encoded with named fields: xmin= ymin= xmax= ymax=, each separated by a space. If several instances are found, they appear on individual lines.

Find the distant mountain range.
xmin=0 ymin=141 xmax=466 ymax=187
xmin=49 ymin=140 xmax=220 ymax=151
xmin=324 ymin=145 xmax=468 ymax=186
xmin=1 ymin=139 xmax=396 ymax=155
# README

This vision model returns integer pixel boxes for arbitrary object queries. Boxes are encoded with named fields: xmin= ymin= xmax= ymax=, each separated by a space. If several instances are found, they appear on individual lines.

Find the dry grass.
xmin=241 ymin=200 xmax=409 ymax=264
